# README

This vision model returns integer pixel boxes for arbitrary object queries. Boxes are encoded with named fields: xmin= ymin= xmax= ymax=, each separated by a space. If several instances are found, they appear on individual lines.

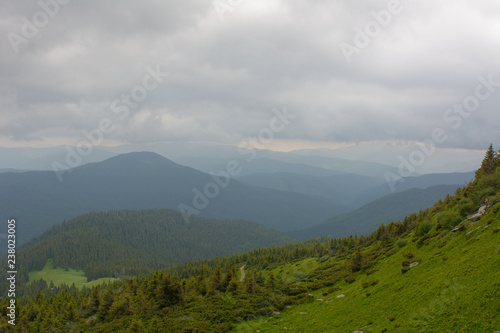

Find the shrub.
xmin=457 ymin=197 xmax=476 ymax=217
xmin=361 ymin=279 xmax=378 ymax=288
xmin=416 ymin=221 xmax=433 ymax=237
xmin=327 ymin=286 xmax=341 ymax=293
xmin=362 ymin=260 xmax=379 ymax=269
xmin=474 ymin=185 xmax=497 ymax=203
xmin=365 ymin=268 xmax=378 ymax=276
xmin=402 ymin=251 xmax=415 ymax=268
xmin=403 ymin=251 xmax=415 ymax=260
xmin=395 ymin=238 xmax=407 ymax=248
xmin=344 ymin=275 xmax=355 ymax=284
xmin=417 ymin=232 xmax=433 ymax=245
xmin=213 ymin=323 xmax=234 ymax=333
xmin=401 ymin=267 xmax=410 ymax=274
xmin=437 ymin=240 xmax=447 ymax=248
xmin=437 ymin=231 xmax=448 ymax=239
xmin=437 ymin=210 xmax=462 ymax=230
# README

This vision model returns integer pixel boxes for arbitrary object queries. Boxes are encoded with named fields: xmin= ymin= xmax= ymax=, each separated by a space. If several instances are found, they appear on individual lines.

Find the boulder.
xmin=468 ymin=205 xmax=487 ymax=221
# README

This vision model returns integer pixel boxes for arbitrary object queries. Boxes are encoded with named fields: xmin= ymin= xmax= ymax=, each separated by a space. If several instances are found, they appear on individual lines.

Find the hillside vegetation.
xmin=1 ymin=145 xmax=500 ymax=332
xmin=0 ymin=209 xmax=294 ymax=296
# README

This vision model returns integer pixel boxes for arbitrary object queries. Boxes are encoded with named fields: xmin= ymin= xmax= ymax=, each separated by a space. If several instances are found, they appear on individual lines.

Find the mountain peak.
xmin=84 ymin=151 xmax=181 ymax=169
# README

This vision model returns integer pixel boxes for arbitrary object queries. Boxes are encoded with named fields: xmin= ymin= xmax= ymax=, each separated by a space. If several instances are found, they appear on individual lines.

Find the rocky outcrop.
xmin=468 ymin=205 xmax=487 ymax=221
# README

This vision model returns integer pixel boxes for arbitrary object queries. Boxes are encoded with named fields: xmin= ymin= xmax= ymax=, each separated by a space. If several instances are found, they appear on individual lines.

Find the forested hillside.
xmin=0 ymin=209 xmax=294 ymax=296
xmin=1 ymin=146 xmax=499 ymax=332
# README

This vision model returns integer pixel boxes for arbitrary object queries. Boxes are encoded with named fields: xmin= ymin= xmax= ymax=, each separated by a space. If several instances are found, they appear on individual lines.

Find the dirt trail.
xmin=240 ymin=265 xmax=246 ymax=282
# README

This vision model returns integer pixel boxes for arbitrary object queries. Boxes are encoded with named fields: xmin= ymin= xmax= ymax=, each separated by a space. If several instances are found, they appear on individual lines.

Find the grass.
xmin=265 ymin=257 xmax=324 ymax=283
xmin=28 ymin=259 xmax=119 ymax=289
xmin=233 ymin=204 xmax=500 ymax=332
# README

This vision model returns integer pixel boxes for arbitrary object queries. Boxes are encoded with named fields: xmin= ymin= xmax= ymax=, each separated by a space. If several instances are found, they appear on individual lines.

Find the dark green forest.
xmin=0 ymin=209 xmax=295 ymax=295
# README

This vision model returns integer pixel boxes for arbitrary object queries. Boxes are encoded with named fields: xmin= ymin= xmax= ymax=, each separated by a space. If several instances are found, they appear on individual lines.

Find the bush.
xmin=361 ymin=279 xmax=378 ymax=288
xmin=417 ymin=232 xmax=433 ymax=245
xmin=416 ymin=221 xmax=433 ymax=237
xmin=473 ymin=185 xmax=497 ymax=204
xmin=327 ymin=286 xmax=341 ymax=293
xmin=437 ymin=240 xmax=447 ymax=248
xmin=365 ymin=268 xmax=378 ymax=276
xmin=344 ymin=275 xmax=355 ymax=284
xmin=403 ymin=251 xmax=415 ymax=260
xmin=213 ymin=323 xmax=234 ymax=333
xmin=402 ymin=251 xmax=415 ymax=268
xmin=437 ymin=210 xmax=462 ymax=230
xmin=395 ymin=239 xmax=407 ymax=248
xmin=457 ymin=198 xmax=476 ymax=217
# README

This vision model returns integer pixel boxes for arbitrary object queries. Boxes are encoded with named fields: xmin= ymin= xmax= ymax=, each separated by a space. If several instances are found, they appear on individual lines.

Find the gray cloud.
xmin=1 ymin=0 xmax=499 ymax=149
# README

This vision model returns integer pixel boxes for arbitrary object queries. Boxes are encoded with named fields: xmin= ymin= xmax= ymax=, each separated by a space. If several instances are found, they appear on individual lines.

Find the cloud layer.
xmin=1 ymin=0 xmax=499 ymax=149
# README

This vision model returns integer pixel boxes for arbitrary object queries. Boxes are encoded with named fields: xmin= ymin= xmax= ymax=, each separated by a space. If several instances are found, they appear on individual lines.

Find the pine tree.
xmin=351 ymin=251 xmax=363 ymax=272
xmin=221 ymin=266 xmax=235 ymax=292
xmin=265 ymin=272 xmax=277 ymax=289
xmin=476 ymin=144 xmax=498 ymax=177
xmin=244 ymin=271 xmax=257 ymax=293
xmin=97 ymin=288 xmax=114 ymax=320
xmin=155 ymin=273 xmax=181 ymax=308
xmin=226 ymin=277 xmax=240 ymax=293
xmin=208 ymin=264 xmax=223 ymax=294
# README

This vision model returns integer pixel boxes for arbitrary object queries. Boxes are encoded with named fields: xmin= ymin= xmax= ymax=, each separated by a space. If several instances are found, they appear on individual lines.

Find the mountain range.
xmin=289 ymin=184 xmax=462 ymax=240
xmin=0 ymin=152 xmax=349 ymax=249
xmin=0 ymin=150 xmax=474 ymax=253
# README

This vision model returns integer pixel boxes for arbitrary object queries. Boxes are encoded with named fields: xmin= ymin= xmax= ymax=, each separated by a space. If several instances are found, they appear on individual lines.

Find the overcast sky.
xmin=1 ymin=0 xmax=499 ymax=151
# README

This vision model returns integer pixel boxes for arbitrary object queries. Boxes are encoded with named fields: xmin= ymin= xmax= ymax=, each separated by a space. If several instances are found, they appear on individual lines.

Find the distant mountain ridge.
xmin=0 ymin=151 xmax=349 ymax=249
xmin=289 ymin=184 xmax=461 ymax=240
xmin=236 ymin=171 xmax=474 ymax=208
xmin=237 ymin=172 xmax=385 ymax=207
xmin=358 ymin=171 xmax=475 ymax=204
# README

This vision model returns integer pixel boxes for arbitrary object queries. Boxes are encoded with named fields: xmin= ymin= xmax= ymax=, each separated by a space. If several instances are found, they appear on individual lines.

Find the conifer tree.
xmin=265 ymin=272 xmax=277 ymax=289
xmin=209 ymin=264 xmax=223 ymax=294
xmin=221 ymin=266 xmax=235 ymax=292
xmin=244 ymin=271 xmax=257 ymax=293
xmin=351 ymin=251 xmax=363 ymax=272
xmin=226 ymin=276 xmax=240 ymax=293
xmin=476 ymin=144 xmax=498 ymax=177
xmin=98 ymin=288 xmax=114 ymax=320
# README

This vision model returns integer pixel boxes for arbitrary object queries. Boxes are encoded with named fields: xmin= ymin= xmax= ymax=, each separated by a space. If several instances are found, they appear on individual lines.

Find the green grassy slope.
xmin=236 ymin=200 xmax=500 ymax=332
xmin=28 ymin=259 xmax=119 ymax=290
